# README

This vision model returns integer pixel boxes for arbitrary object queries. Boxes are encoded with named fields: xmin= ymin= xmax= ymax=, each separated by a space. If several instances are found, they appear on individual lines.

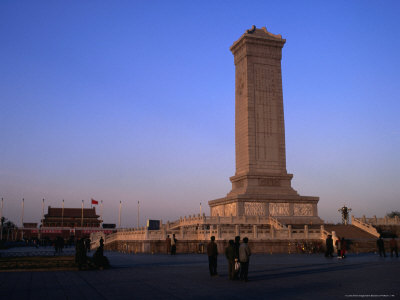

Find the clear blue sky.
xmin=1 ymin=0 xmax=399 ymax=227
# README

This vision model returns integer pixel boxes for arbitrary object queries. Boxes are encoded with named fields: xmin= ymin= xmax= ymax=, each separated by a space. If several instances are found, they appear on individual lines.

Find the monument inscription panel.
xmin=244 ymin=202 xmax=266 ymax=216
xmin=269 ymin=203 xmax=289 ymax=216
xmin=294 ymin=204 xmax=313 ymax=216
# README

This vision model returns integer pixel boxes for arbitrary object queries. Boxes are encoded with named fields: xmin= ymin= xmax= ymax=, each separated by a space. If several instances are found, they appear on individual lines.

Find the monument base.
xmin=208 ymin=194 xmax=323 ymax=225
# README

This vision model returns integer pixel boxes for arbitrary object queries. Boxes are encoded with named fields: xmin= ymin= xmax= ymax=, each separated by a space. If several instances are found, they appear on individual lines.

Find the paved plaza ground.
xmin=0 ymin=248 xmax=399 ymax=300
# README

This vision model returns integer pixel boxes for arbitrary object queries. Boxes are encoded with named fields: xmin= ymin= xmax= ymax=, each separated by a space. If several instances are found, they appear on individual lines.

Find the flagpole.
xmin=100 ymin=200 xmax=103 ymax=223
xmin=41 ymin=198 xmax=45 ymax=225
xmin=200 ymin=202 xmax=202 ymax=215
xmin=0 ymin=198 xmax=3 ymax=241
xmin=81 ymin=200 xmax=84 ymax=228
xmin=118 ymin=201 xmax=122 ymax=228
xmin=61 ymin=199 xmax=64 ymax=228
xmin=137 ymin=201 xmax=140 ymax=228
xmin=21 ymin=198 xmax=24 ymax=239
xmin=40 ymin=198 xmax=44 ymax=240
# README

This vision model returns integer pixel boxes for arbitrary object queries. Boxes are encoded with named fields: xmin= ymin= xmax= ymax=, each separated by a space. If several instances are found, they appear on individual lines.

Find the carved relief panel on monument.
xmin=293 ymin=204 xmax=313 ymax=216
xmin=244 ymin=202 xmax=266 ymax=216
xmin=211 ymin=206 xmax=224 ymax=217
xmin=224 ymin=203 xmax=237 ymax=217
xmin=269 ymin=203 xmax=290 ymax=216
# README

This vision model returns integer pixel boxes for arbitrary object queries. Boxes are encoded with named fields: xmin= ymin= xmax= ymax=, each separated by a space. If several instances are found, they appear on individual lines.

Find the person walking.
xmin=207 ymin=236 xmax=218 ymax=276
xmin=239 ymin=237 xmax=251 ymax=282
xmin=166 ymin=235 xmax=171 ymax=254
xmin=171 ymin=234 xmax=177 ymax=255
xmin=225 ymin=240 xmax=235 ymax=280
xmin=377 ymin=236 xmax=386 ymax=257
xmin=389 ymin=237 xmax=398 ymax=257
xmin=325 ymin=234 xmax=334 ymax=257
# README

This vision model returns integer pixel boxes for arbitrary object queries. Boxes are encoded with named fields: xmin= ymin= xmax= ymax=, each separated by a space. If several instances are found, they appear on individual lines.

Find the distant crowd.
xmin=324 ymin=234 xmax=398 ymax=258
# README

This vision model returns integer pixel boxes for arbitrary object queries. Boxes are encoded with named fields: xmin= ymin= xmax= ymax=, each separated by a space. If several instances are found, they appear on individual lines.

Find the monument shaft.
xmin=209 ymin=26 xmax=321 ymax=224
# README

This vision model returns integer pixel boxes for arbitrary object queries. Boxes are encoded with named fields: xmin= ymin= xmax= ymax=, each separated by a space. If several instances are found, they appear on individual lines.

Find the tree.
xmin=1 ymin=217 xmax=17 ymax=241
xmin=387 ymin=211 xmax=400 ymax=218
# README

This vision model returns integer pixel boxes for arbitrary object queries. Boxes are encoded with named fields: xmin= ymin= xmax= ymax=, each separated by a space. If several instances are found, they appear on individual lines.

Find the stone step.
xmin=324 ymin=225 xmax=377 ymax=240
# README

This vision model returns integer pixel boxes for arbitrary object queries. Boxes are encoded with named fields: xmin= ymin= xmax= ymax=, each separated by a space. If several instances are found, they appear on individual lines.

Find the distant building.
xmin=15 ymin=207 xmax=114 ymax=241
xmin=23 ymin=223 xmax=38 ymax=228
xmin=41 ymin=206 xmax=101 ymax=228
xmin=102 ymin=223 xmax=116 ymax=229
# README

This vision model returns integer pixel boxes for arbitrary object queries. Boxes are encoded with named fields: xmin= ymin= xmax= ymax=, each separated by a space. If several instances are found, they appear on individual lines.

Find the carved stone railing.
xmin=351 ymin=216 xmax=380 ymax=238
xmin=269 ymin=217 xmax=287 ymax=230
xmin=319 ymin=225 xmax=331 ymax=240
xmin=99 ymin=215 xmax=326 ymax=247
xmin=358 ymin=215 xmax=400 ymax=226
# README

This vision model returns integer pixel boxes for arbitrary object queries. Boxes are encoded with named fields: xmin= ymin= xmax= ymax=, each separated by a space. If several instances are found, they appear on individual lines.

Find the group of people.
xmin=376 ymin=236 xmax=398 ymax=257
xmin=325 ymin=235 xmax=347 ymax=258
xmin=325 ymin=234 xmax=399 ymax=258
xmin=75 ymin=236 xmax=109 ymax=270
xmin=207 ymin=235 xmax=251 ymax=282
xmin=165 ymin=234 xmax=177 ymax=255
xmin=54 ymin=236 xmax=65 ymax=254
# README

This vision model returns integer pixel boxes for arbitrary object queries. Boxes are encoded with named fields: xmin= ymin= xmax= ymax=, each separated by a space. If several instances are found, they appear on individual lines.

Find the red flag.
xmin=91 ymin=198 xmax=99 ymax=205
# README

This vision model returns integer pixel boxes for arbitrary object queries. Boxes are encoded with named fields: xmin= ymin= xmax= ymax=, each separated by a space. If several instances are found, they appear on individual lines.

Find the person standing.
xmin=377 ymin=236 xmax=386 ymax=257
xmin=225 ymin=240 xmax=235 ymax=280
xmin=207 ymin=236 xmax=218 ymax=276
xmin=171 ymin=234 xmax=177 ymax=255
xmin=325 ymin=235 xmax=334 ymax=257
xmin=340 ymin=237 xmax=346 ymax=258
xmin=335 ymin=236 xmax=341 ymax=258
xmin=389 ymin=237 xmax=398 ymax=257
xmin=166 ymin=235 xmax=171 ymax=254
xmin=85 ymin=238 xmax=91 ymax=253
xmin=239 ymin=237 xmax=251 ymax=282
xmin=233 ymin=236 xmax=241 ymax=279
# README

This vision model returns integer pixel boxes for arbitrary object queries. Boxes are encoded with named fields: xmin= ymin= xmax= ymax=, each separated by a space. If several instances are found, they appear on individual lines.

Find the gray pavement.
xmin=0 ymin=249 xmax=399 ymax=300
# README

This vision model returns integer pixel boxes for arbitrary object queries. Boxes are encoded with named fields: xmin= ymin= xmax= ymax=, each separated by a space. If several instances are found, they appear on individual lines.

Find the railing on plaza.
xmin=90 ymin=215 xmax=326 ymax=249
xmin=353 ymin=215 xmax=400 ymax=226
xmin=351 ymin=216 xmax=382 ymax=238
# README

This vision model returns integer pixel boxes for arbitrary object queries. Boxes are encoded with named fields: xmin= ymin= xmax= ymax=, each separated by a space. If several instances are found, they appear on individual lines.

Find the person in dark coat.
xmin=239 ymin=237 xmax=251 ymax=282
xmin=389 ymin=237 xmax=398 ymax=257
xmin=225 ymin=240 xmax=235 ymax=280
xmin=93 ymin=244 xmax=110 ymax=269
xmin=171 ymin=234 xmax=177 ymax=255
xmin=75 ymin=238 xmax=87 ymax=270
xmin=207 ymin=236 xmax=218 ymax=276
xmin=100 ymin=237 xmax=104 ymax=248
xmin=85 ymin=238 xmax=91 ymax=253
xmin=325 ymin=235 xmax=334 ymax=257
xmin=377 ymin=236 xmax=386 ymax=257
xmin=166 ymin=235 xmax=171 ymax=254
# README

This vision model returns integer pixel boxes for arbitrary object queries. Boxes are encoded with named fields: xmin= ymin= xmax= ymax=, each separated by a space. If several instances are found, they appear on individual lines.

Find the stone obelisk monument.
xmin=209 ymin=26 xmax=322 ymax=224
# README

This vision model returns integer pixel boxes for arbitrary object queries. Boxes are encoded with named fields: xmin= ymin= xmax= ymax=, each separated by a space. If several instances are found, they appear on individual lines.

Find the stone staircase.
xmin=324 ymin=225 xmax=376 ymax=239
xmin=324 ymin=224 xmax=377 ymax=253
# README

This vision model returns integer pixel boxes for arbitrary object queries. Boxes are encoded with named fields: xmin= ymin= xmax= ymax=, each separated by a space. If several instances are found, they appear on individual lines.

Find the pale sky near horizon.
xmin=1 ymin=1 xmax=399 ymax=227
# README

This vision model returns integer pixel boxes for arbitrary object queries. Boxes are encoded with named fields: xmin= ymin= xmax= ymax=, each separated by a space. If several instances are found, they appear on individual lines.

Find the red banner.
xmin=91 ymin=198 xmax=99 ymax=205
xmin=41 ymin=229 xmax=62 ymax=234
